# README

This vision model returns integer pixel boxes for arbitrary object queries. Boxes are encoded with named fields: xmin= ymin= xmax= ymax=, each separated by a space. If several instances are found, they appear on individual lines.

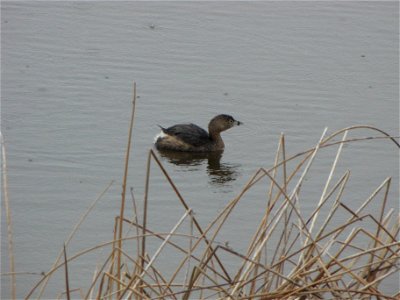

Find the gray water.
xmin=2 ymin=2 xmax=399 ymax=299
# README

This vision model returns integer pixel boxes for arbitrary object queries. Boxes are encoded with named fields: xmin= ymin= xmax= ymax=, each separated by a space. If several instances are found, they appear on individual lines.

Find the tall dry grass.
xmin=2 ymin=82 xmax=399 ymax=299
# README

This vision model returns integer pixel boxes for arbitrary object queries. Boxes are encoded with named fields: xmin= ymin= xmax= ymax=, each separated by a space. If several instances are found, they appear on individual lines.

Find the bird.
xmin=154 ymin=114 xmax=242 ymax=152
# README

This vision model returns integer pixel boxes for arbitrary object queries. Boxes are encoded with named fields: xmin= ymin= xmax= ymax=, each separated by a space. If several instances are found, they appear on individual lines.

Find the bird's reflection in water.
xmin=156 ymin=149 xmax=240 ymax=188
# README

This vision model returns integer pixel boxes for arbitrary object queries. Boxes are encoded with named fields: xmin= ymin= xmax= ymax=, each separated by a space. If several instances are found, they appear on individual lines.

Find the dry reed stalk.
xmin=274 ymin=175 xmax=347 ymax=280
xmin=130 ymin=187 xmax=141 ymax=269
xmin=149 ymin=149 xmax=234 ymax=283
xmin=220 ymin=129 xmax=386 ymax=298
xmin=183 ymin=267 xmax=200 ymax=300
xmin=259 ymin=173 xmax=338 ymax=292
xmin=121 ymin=209 xmax=192 ymax=299
xmin=1 ymin=134 xmax=16 ymax=300
xmin=244 ymin=153 xmax=311 ymax=271
xmin=106 ymin=217 xmax=120 ymax=299
xmin=330 ymin=241 xmax=397 ymax=292
xmin=184 ymin=218 xmax=195 ymax=287
xmin=89 ymin=266 xmax=99 ymax=300
xmin=369 ymin=178 xmax=392 ymax=272
xmin=230 ymin=128 xmax=328 ymax=297
xmin=192 ymin=266 xmax=232 ymax=298
xmin=264 ymin=130 xmax=399 ymax=179
xmin=157 ymin=281 xmax=235 ymax=299
xmin=182 ymin=246 xmax=226 ymax=300
xmin=267 ymin=133 xmax=285 ymax=208
xmin=116 ymin=81 xmax=137 ymax=298
xmin=333 ymin=178 xmax=393 ymax=242
xmin=27 ymin=234 xmax=164 ymax=299
xmin=139 ymin=256 xmax=177 ymax=299
xmin=219 ymin=245 xmax=300 ymax=288
xmin=138 ymin=148 xmax=152 ymax=300
xmin=1 ymin=272 xmax=45 ymax=277
xmin=84 ymin=251 xmax=115 ymax=300
xmin=107 ymin=215 xmax=145 ymax=298
xmin=103 ymin=272 xmax=150 ymax=299
xmin=269 ymin=217 xmax=361 ymax=273
xmin=321 ymin=125 xmax=400 ymax=147
xmin=171 ymin=169 xmax=265 ymax=292
xmin=96 ymin=272 xmax=106 ymax=299
xmin=306 ymin=130 xmax=348 ymax=243
xmin=63 ymin=244 xmax=71 ymax=300
xmin=56 ymin=288 xmax=84 ymax=300
xmin=268 ymin=177 xmax=396 ymax=296
xmin=121 ymin=217 xmax=203 ymax=264
xmin=273 ymin=134 xmax=289 ymax=287
xmin=311 ymin=171 xmax=350 ymax=241
xmin=251 ymin=133 xmax=286 ymax=295
xmin=108 ymin=258 xmax=164 ymax=299
xmin=37 ymin=180 xmax=114 ymax=298
xmin=256 ymin=128 xmax=327 ymax=247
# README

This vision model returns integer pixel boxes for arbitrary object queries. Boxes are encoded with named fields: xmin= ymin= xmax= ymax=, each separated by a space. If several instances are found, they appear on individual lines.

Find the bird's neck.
xmin=209 ymin=130 xmax=225 ymax=150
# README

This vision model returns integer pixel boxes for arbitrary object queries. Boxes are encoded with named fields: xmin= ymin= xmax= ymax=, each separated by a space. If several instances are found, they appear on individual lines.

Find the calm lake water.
xmin=2 ymin=2 xmax=399 ymax=298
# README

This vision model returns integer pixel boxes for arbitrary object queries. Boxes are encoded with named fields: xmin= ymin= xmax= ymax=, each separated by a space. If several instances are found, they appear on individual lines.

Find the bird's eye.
xmin=229 ymin=119 xmax=234 ymax=123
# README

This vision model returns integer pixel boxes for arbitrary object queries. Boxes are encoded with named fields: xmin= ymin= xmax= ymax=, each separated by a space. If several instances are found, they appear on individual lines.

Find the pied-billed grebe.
xmin=155 ymin=114 xmax=242 ymax=152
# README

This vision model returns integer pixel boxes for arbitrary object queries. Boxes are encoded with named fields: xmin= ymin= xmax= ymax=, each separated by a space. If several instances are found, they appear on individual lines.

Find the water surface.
xmin=2 ymin=2 xmax=399 ymax=298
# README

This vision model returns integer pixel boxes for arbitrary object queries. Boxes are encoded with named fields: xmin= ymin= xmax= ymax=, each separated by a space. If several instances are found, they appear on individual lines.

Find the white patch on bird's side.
xmin=153 ymin=131 xmax=167 ymax=143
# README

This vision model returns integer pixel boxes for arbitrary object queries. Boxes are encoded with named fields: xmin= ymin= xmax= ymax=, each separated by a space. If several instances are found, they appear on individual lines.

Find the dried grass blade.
xmin=308 ymin=130 xmax=348 ymax=240
xmin=63 ymin=244 xmax=71 ymax=300
xmin=1 ymin=134 xmax=16 ymax=300
xmin=117 ymin=81 xmax=137 ymax=297
xmin=120 ymin=209 xmax=192 ymax=299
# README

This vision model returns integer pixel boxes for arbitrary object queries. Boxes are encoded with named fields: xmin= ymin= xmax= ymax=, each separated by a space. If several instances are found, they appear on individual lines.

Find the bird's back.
xmin=160 ymin=123 xmax=210 ymax=147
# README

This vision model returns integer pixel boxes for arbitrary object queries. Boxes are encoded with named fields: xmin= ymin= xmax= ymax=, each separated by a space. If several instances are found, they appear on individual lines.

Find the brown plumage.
xmin=155 ymin=114 xmax=242 ymax=152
